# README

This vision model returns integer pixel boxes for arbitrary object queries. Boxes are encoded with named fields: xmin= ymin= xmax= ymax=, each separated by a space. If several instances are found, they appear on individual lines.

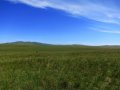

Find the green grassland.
xmin=0 ymin=43 xmax=120 ymax=90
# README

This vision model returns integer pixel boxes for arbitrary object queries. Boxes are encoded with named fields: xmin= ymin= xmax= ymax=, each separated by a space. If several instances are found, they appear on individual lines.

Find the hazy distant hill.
xmin=1 ymin=41 xmax=120 ymax=48
xmin=3 ymin=41 xmax=52 ymax=46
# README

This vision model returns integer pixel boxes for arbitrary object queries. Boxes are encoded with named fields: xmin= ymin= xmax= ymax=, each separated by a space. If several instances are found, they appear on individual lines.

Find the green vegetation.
xmin=0 ymin=43 xmax=120 ymax=90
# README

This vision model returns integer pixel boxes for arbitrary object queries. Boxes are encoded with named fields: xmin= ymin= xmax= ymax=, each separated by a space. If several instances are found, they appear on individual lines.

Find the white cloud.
xmin=98 ymin=30 xmax=120 ymax=34
xmin=7 ymin=0 xmax=120 ymax=24
xmin=92 ymin=28 xmax=120 ymax=34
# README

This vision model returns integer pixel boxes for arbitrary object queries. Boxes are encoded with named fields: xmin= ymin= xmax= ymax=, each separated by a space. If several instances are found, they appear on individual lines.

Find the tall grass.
xmin=0 ymin=44 xmax=120 ymax=90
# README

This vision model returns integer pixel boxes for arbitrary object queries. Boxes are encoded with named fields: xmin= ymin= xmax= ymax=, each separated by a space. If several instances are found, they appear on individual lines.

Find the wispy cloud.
xmin=92 ymin=27 xmax=120 ymax=34
xmin=7 ymin=0 xmax=120 ymax=24
xmin=97 ymin=30 xmax=120 ymax=34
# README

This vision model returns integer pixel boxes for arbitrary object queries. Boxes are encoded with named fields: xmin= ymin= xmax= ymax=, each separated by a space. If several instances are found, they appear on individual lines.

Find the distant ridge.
xmin=3 ymin=41 xmax=52 ymax=46
xmin=100 ymin=45 xmax=120 ymax=48
xmin=2 ymin=41 xmax=88 ymax=46
xmin=1 ymin=41 xmax=120 ymax=47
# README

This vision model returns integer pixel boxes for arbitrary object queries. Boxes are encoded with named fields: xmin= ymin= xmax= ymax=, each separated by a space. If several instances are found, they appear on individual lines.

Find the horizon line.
xmin=0 ymin=41 xmax=120 ymax=46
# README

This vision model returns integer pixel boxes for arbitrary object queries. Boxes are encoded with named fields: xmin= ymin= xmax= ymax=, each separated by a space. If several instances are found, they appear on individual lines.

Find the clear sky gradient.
xmin=1 ymin=0 xmax=120 ymax=45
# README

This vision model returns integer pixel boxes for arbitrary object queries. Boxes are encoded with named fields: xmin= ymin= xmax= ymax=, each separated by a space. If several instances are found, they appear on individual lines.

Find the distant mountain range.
xmin=3 ymin=41 xmax=52 ymax=46
xmin=1 ymin=41 xmax=120 ymax=47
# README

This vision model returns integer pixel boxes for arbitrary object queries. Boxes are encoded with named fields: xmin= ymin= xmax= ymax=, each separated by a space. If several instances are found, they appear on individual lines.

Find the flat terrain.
xmin=0 ymin=44 xmax=120 ymax=90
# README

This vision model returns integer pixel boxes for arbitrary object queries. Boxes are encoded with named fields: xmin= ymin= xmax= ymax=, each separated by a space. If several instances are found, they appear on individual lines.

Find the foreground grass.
xmin=0 ymin=44 xmax=120 ymax=90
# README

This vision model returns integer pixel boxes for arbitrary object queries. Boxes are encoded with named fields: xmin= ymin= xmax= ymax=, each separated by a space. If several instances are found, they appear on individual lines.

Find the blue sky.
xmin=1 ymin=0 xmax=120 ymax=45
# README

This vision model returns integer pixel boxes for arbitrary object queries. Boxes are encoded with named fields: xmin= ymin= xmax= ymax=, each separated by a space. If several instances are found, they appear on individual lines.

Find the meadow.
xmin=0 ymin=43 xmax=120 ymax=90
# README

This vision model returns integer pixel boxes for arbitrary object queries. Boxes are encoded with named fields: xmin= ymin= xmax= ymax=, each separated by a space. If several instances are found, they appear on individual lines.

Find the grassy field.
xmin=0 ymin=44 xmax=120 ymax=90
